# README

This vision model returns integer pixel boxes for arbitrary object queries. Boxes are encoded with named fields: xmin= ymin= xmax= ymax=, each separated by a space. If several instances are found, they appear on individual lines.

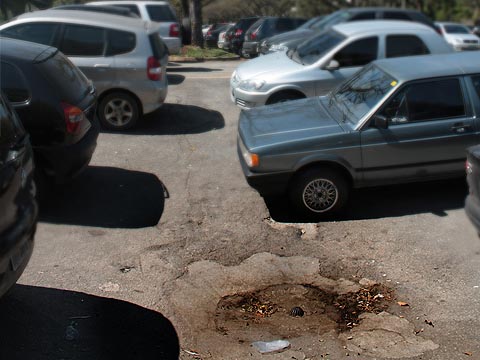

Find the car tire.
xmin=98 ymin=92 xmax=139 ymax=131
xmin=267 ymin=92 xmax=305 ymax=105
xmin=289 ymin=167 xmax=349 ymax=218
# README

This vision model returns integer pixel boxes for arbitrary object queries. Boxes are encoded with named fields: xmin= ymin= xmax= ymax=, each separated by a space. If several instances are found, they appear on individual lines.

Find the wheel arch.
xmin=266 ymin=88 xmax=307 ymax=105
xmin=290 ymin=159 xmax=355 ymax=190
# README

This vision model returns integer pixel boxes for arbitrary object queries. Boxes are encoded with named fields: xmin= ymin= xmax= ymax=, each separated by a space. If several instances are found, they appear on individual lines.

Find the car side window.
xmin=0 ymin=62 xmax=30 ymax=103
xmin=106 ymin=29 xmax=136 ymax=56
xmin=1 ymin=22 xmax=59 ymax=46
xmin=334 ymin=37 xmax=378 ymax=67
xmin=276 ymin=18 xmax=294 ymax=31
xmin=350 ymin=12 xmax=376 ymax=20
xmin=386 ymin=35 xmax=430 ymax=58
xmin=115 ymin=4 xmax=141 ymax=16
xmin=383 ymin=12 xmax=411 ymax=20
xmin=380 ymin=79 xmax=465 ymax=123
xmin=469 ymin=75 xmax=480 ymax=100
xmin=60 ymin=25 xmax=105 ymax=56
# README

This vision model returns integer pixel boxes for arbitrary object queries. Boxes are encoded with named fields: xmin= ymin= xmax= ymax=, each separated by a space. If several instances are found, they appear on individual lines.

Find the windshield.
xmin=310 ymin=11 xmax=350 ymax=32
xmin=329 ymin=64 xmax=396 ymax=125
xmin=444 ymin=24 xmax=470 ymax=34
xmin=290 ymin=29 xmax=345 ymax=65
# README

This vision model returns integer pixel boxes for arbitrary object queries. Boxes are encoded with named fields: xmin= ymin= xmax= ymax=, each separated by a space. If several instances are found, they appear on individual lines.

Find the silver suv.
xmin=0 ymin=9 xmax=169 ymax=130
xmin=88 ymin=1 xmax=182 ymax=55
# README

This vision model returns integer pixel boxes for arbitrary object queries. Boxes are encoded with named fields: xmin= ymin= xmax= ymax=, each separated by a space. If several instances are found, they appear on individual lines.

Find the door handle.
xmin=451 ymin=123 xmax=472 ymax=133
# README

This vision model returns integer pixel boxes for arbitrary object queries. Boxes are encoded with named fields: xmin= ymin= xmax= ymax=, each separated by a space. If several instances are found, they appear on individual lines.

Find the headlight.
xmin=269 ymin=44 xmax=287 ymax=52
xmin=239 ymin=138 xmax=259 ymax=168
xmin=239 ymin=79 xmax=266 ymax=91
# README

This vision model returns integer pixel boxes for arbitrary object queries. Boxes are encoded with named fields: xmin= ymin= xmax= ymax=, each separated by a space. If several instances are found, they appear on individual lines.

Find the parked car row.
xmin=0 ymin=1 xmax=179 ymax=298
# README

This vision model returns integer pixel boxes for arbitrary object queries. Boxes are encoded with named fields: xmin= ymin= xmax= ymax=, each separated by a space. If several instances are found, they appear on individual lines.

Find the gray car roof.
xmin=13 ymin=9 xmax=149 ymax=31
xmin=374 ymin=51 xmax=480 ymax=82
xmin=333 ymin=20 xmax=433 ymax=36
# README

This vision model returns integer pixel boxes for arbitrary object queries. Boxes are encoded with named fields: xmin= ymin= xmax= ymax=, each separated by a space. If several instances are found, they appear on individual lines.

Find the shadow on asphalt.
xmin=39 ymin=166 xmax=167 ymax=228
xmin=167 ymin=74 xmax=185 ymax=85
xmin=125 ymin=103 xmax=225 ymax=135
xmin=265 ymin=178 xmax=468 ymax=223
xmin=0 ymin=285 xmax=180 ymax=360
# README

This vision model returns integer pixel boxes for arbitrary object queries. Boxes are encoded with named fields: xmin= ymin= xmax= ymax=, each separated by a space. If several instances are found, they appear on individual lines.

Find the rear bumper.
xmin=465 ymin=194 xmax=480 ymax=234
xmin=241 ymin=41 xmax=260 ymax=57
xmin=237 ymin=142 xmax=293 ymax=196
xmin=36 ymin=120 xmax=99 ymax=183
xmin=0 ymin=202 xmax=37 ymax=298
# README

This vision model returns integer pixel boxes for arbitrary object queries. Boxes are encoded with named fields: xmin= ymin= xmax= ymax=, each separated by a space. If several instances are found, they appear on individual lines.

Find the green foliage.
xmin=180 ymin=45 xmax=237 ymax=58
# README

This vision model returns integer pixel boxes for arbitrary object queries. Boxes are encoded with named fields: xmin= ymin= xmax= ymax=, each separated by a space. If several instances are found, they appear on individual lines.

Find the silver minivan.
xmin=231 ymin=21 xmax=452 ymax=109
xmin=0 ymin=9 xmax=169 ymax=130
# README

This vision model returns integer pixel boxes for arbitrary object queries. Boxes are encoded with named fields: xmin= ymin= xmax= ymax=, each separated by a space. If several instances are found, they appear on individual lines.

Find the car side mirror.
xmin=324 ymin=59 xmax=340 ymax=71
xmin=373 ymin=114 xmax=389 ymax=129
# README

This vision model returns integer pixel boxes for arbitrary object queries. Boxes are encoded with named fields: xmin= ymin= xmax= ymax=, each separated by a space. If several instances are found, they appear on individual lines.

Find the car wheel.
xmin=98 ymin=93 xmax=139 ymax=131
xmin=289 ymin=167 xmax=349 ymax=218
xmin=267 ymin=92 xmax=304 ymax=105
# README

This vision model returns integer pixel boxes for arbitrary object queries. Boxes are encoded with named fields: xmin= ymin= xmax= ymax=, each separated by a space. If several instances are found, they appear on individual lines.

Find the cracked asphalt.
xmin=1 ymin=60 xmax=479 ymax=360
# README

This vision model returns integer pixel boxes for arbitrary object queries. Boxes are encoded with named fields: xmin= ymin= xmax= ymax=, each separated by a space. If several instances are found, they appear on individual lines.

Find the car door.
xmin=314 ymin=37 xmax=378 ymax=95
xmin=58 ymin=24 xmax=117 ymax=94
xmin=359 ymin=77 xmax=478 ymax=185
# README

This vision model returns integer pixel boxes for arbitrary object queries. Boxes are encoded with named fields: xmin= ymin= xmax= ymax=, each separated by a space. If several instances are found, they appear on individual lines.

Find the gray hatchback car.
xmin=238 ymin=52 xmax=480 ymax=218
xmin=0 ymin=9 xmax=169 ymax=130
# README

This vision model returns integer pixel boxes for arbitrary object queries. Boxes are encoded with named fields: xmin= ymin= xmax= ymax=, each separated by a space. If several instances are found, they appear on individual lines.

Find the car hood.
xmin=235 ymin=51 xmax=303 ymax=81
xmin=266 ymin=29 xmax=315 ymax=45
xmin=239 ymin=97 xmax=346 ymax=152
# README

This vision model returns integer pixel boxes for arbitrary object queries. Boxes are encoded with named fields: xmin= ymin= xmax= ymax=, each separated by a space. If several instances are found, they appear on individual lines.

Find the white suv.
xmin=89 ymin=1 xmax=181 ymax=54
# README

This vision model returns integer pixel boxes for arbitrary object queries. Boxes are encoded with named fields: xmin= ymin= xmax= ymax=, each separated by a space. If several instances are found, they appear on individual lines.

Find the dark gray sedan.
xmin=238 ymin=52 xmax=480 ymax=218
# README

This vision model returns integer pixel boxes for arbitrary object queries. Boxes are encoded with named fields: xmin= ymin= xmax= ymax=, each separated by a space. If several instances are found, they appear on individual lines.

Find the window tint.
xmin=60 ymin=25 xmax=105 ymax=56
xmin=0 ymin=62 xmax=30 ymax=103
xmin=146 ymin=4 xmax=176 ymax=22
xmin=114 ymin=4 xmax=141 ymax=16
xmin=35 ymin=51 xmax=91 ymax=105
xmin=106 ymin=29 xmax=136 ymax=55
xmin=384 ymin=12 xmax=411 ymax=20
xmin=1 ymin=22 xmax=59 ymax=46
xmin=276 ymin=18 xmax=295 ymax=31
xmin=334 ymin=37 xmax=378 ymax=67
xmin=386 ymin=35 xmax=430 ymax=58
xmin=470 ymin=75 xmax=480 ymax=100
xmin=350 ymin=12 xmax=376 ymax=20
xmin=383 ymin=79 xmax=465 ymax=123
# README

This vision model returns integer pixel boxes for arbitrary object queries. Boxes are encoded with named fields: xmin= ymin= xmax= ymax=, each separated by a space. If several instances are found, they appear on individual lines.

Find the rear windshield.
xmin=146 ymin=4 xmax=176 ymax=22
xmin=149 ymin=32 xmax=168 ymax=58
xmin=35 ymin=51 xmax=91 ymax=104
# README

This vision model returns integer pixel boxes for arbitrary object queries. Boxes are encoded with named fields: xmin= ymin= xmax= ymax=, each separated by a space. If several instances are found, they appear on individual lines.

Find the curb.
xmin=169 ymin=55 xmax=241 ymax=63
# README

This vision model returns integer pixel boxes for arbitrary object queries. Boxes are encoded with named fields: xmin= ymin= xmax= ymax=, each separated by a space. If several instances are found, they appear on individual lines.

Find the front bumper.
xmin=36 ymin=120 xmax=99 ymax=183
xmin=0 ymin=202 xmax=37 ymax=298
xmin=230 ymin=82 xmax=270 ymax=109
xmin=237 ymin=141 xmax=293 ymax=196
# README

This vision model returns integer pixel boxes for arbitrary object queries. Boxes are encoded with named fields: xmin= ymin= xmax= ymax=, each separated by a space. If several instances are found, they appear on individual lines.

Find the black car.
xmin=0 ymin=92 xmax=37 ymax=298
xmin=204 ymin=23 xmax=231 ymax=48
xmin=466 ymin=145 xmax=480 ymax=234
xmin=229 ymin=16 xmax=260 ymax=54
xmin=261 ymin=7 xmax=438 ymax=55
xmin=0 ymin=38 xmax=99 ymax=184
xmin=52 ymin=4 xmax=140 ymax=18
xmin=241 ymin=17 xmax=307 ymax=58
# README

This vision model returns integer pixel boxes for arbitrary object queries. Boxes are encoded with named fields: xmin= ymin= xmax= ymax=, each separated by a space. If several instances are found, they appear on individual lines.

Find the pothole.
xmin=215 ymin=283 xmax=393 ymax=339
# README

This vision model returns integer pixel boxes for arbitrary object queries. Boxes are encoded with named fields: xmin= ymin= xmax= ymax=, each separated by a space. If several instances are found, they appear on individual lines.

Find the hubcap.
xmin=302 ymin=178 xmax=338 ymax=213
xmin=104 ymin=99 xmax=133 ymax=127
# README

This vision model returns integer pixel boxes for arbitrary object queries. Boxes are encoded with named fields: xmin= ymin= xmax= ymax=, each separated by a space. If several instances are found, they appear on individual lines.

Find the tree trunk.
xmin=189 ymin=0 xmax=203 ymax=47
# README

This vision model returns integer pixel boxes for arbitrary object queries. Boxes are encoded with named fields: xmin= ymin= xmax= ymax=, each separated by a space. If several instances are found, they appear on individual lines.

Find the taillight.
xmin=169 ymin=23 xmax=180 ymax=37
xmin=235 ymin=29 xmax=243 ymax=36
xmin=466 ymin=159 xmax=473 ymax=174
xmin=250 ymin=31 xmax=257 ymax=40
xmin=206 ymin=30 xmax=212 ymax=37
xmin=147 ymin=56 xmax=162 ymax=81
xmin=61 ymin=102 xmax=86 ymax=135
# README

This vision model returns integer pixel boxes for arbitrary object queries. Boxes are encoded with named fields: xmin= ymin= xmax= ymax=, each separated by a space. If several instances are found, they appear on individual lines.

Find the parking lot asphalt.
xmin=1 ymin=59 xmax=480 ymax=360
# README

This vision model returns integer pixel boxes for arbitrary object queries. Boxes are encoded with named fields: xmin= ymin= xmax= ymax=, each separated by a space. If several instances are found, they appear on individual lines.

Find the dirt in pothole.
xmin=214 ymin=284 xmax=393 ymax=339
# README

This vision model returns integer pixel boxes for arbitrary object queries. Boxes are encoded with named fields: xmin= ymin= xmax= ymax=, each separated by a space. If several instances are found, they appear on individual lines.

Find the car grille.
xmin=464 ymin=39 xmax=478 ymax=44
xmin=236 ymin=98 xmax=247 ymax=107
